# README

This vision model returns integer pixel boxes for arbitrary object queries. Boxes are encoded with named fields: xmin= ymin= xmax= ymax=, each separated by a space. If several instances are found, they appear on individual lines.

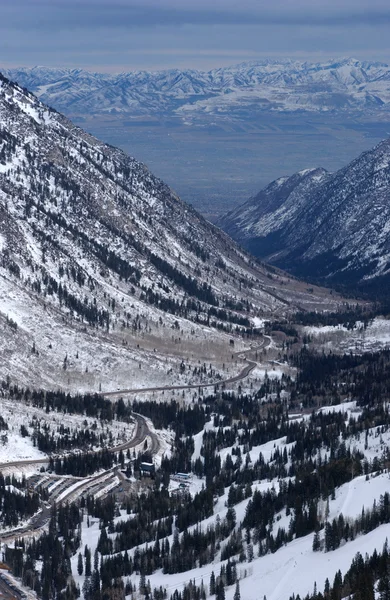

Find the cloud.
xmin=4 ymin=0 xmax=390 ymax=29
xmin=1 ymin=0 xmax=390 ymax=71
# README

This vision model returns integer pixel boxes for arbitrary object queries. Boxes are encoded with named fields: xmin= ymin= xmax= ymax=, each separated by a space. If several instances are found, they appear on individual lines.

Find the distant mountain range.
xmin=218 ymin=138 xmax=390 ymax=295
xmin=3 ymin=58 xmax=390 ymax=121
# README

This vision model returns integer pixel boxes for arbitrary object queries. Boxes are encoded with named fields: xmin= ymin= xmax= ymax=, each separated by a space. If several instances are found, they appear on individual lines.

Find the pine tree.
xmin=216 ymin=581 xmax=225 ymax=600
xmin=83 ymin=577 xmax=92 ymax=600
xmin=247 ymin=543 xmax=254 ymax=562
xmin=234 ymin=581 xmax=241 ymax=600
xmin=324 ymin=578 xmax=330 ymax=598
xmin=91 ymin=569 xmax=101 ymax=600
xmin=140 ymin=572 xmax=146 ymax=596
xmin=324 ymin=522 xmax=333 ymax=552
xmin=312 ymin=528 xmax=321 ymax=552
xmin=77 ymin=552 xmax=83 ymax=576
xmin=331 ymin=570 xmax=343 ymax=600
xmin=85 ymin=545 xmax=91 ymax=577
xmin=378 ymin=563 xmax=390 ymax=600
xmin=209 ymin=571 xmax=216 ymax=596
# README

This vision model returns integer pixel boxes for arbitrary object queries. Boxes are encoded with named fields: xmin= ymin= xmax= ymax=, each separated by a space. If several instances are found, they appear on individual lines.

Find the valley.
xmin=1 ymin=314 xmax=390 ymax=600
xmin=1 ymin=68 xmax=390 ymax=600
xmin=73 ymin=112 xmax=389 ymax=220
xmin=219 ymin=136 xmax=390 ymax=295
xmin=4 ymin=59 xmax=390 ymax=218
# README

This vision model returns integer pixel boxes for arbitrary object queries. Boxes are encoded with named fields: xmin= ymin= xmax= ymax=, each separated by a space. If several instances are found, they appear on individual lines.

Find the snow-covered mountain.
xmin=0 ymin=71 xmax=342 ymax=390
xmin=218 ymin=138 xmax=390 ymax=292
xmin=4 ymin=58 xmax=390 ymax=120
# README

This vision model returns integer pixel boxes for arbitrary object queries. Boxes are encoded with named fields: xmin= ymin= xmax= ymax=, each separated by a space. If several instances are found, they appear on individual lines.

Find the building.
xmin=140 ymin=462 xmax=155 ymax=477
xmin=173 ymin=472 xmax=191 ymax=482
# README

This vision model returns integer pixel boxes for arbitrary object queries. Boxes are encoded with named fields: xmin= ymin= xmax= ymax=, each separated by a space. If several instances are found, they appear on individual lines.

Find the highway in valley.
xmin=102 ymin=358 xmax=258 ymax=396
xmin=0 ymin=413 xmax=159 ymax=545
xmin=0 ymin=413 xmax=155 ymax=472
xmin=0 ymin=336 xmax=270 ymax=597
xmin=0 ymin=337 xmax=270 ymax=543
xmin=101 ymin=335 xmax=270 ymax=397
xmin=0 ymin=337 xmax=268 ymax=545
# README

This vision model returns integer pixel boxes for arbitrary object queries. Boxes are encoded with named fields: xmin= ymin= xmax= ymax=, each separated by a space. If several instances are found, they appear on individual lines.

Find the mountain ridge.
xmin=218 ymin=137 xmax=390 ymax=294
xmin=3 ymin=57 xmax=390 ymax=120
xmin=0 ymin=70 xmax=344 ymax=390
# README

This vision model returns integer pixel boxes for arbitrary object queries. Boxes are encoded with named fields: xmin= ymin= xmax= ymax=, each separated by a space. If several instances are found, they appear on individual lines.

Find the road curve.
xmin=101 ymin=360 xmax=257 ymax=397
xmin=0 ymin=414 xmax=160 ymax=542
xmin=101 ymin=338 xmax=269 ymax=398
xmin=0 ymin=413 xmax=155 ymax=472
xmin=0 ymin=338 xmax=269 ymax=473
xmin=0 ymin=338 xmax=269 ymax=568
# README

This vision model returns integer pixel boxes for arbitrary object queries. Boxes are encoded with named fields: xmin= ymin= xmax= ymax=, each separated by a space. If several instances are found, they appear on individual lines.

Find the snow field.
xmin=303 ymin=318 xmax=390 ymax=354
xmin=65 ymin=391 xmax=390 ymax=600
xmin=0 ymin=395 xmax=137 ymax=464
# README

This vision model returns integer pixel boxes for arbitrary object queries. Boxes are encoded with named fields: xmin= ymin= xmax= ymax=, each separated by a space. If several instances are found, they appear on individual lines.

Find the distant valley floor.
xmin=73 ymin=112 xmax=390 ymax=220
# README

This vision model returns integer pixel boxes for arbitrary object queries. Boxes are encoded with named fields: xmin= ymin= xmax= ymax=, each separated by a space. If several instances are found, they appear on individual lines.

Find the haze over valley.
xmin=5 ymin=59 xmax=390 ymax=219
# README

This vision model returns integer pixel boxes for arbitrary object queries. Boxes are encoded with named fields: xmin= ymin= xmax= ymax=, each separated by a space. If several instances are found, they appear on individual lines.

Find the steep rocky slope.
xmin=218 ymin=138 xmax=390 ymax=293
xmin=0 ymin=72 xmax=342 ymax=390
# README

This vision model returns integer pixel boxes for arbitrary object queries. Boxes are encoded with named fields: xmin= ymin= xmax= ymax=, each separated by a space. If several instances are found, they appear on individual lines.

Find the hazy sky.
xmin=1 ymin=0 xmax=390 ymax=72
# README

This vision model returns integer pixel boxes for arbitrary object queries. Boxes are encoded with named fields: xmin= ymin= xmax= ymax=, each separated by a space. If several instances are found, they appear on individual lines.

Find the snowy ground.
xmin=3 ymin=312 xmax=390 ymax=599
xmin=71 ymin=464 xmax=390 ymax=600
xmin=129 ymin=401 xmax=390 ymax=599
xmin=0 ymin=269 xmax=252 ymax=395
xmin=303 ymin=317 xmax=390 ymax=354
xmin=0 ymin=390 xmax=385 ymax=600
xmin=0 ymin=395 xmax=137 ymax=465
xmin=328 ymin=472 xmax=390 ymax=522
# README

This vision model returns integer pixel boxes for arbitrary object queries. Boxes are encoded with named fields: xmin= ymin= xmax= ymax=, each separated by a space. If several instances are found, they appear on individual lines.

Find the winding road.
xmin=0 ymin=413 xmax=159 ymax=543
xmin=0 ymin=333 xmax=270 ymax=585
xmin=0 ymin=413 xmax=154 ymax=472
xmin=101 ymin=335 xmax=270 ymax=397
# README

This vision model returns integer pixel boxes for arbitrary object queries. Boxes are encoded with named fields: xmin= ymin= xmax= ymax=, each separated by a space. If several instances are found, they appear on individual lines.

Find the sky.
xmin=1 ymin=0 xmax=390 ymax=72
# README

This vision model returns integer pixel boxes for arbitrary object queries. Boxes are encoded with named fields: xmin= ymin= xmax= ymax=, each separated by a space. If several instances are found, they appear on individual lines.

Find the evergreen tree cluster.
xmin=0 ymin=473 xmax=40 ymax=528
xmin=1 ymin=385 xmax=132 ymax=422
xmin=290 ymin=543 xmax=390 ymax=600
xmin=33 ymin=422 xmax=105 ymax=453
xmin=49 ymin=448 xmax=115 ymax=477
xmin=5 ymin=503 xmax=82 ymax=600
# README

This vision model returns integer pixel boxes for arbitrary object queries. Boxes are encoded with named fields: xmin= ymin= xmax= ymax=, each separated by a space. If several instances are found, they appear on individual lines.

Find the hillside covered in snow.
xmin=2 ymin=62 xmax=390 ymax=600
xmin=218 ymin=138 xmax=390 ymax=295
xmin=0 ymin=71 xmax=345 ymax=391
xmin=2 ymin=315 xmax=390 ymax=600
